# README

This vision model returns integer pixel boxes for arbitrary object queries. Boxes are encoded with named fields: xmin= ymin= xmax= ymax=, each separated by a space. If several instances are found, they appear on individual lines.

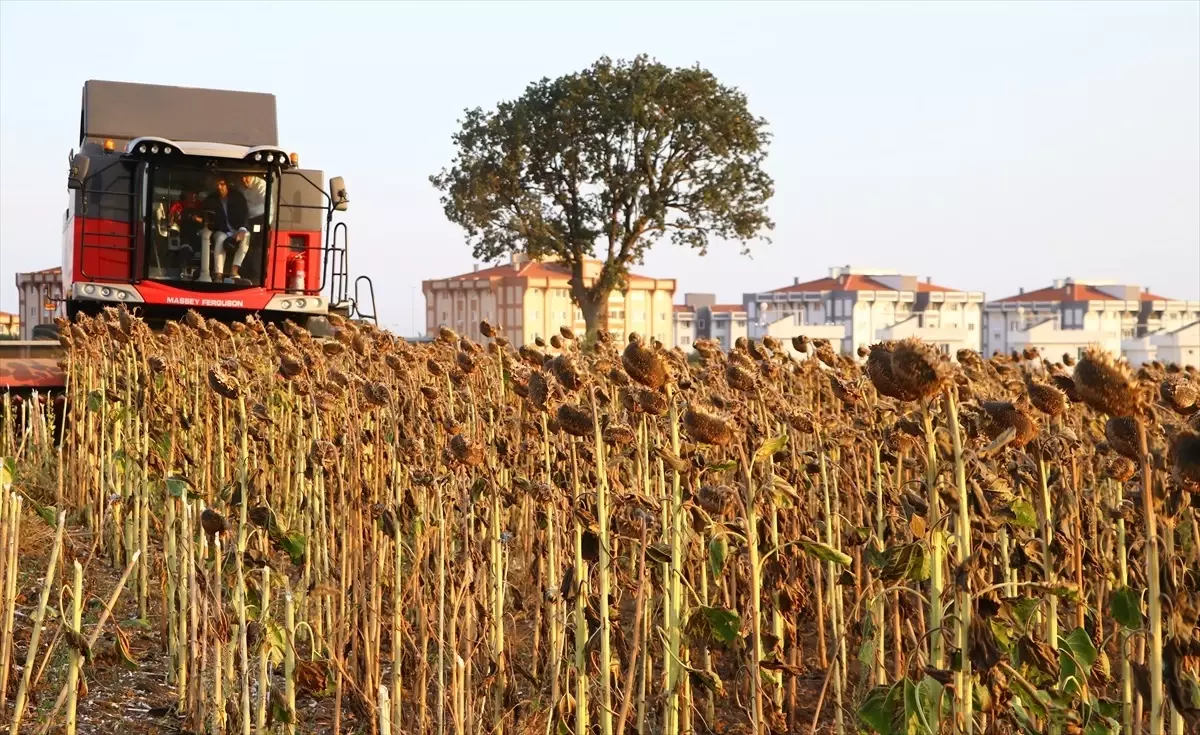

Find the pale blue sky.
xmin=2 ymin=0 xmax=1197 ymax=336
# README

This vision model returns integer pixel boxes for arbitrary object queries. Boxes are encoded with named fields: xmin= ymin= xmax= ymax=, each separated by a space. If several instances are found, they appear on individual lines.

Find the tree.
xmin=431 ymin=55 xmax=775 ymax=338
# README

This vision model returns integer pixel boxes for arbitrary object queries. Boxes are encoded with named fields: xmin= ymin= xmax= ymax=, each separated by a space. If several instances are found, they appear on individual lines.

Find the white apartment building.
xmin=982 ymin=279 xmax=1200 ymax=365
xmin=1149 ymin=321 xmax=1200 ymax=369
xmin=742 ymin=266 xmax=984 ymax=358
xmin=673 ymin=294 xmax=748 ymax=351
xmin=423 ymin=255 xmax=676 ymax=347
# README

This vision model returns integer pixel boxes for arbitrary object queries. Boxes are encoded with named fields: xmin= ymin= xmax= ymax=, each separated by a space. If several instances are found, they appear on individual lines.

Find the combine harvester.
xmin=1 ymin=79 xmax=377 ymax=394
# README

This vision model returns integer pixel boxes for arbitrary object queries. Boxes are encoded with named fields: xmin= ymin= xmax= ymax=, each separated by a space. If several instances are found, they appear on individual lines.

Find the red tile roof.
xmin=1141 ymin=291 xmax=1169 ymax=301
xmin=447 ymin=262 xmax=521 ymax=280
xmin=445 ymin=259 xmax=656 ymax=283
xmin=995 ymin=283 xmax=1123 ymax=303
xmin=917 ymin=281 xmax=954 ymax=293
xmin=771 ymin=275 xmax=884 ymax=293
xmin=673 ymin=304 xmax=695 ymax=314
xmin=710 ymin=304 xmax=746 ymax=314
xmin=770 ymin=273 xmax=957 ymax=294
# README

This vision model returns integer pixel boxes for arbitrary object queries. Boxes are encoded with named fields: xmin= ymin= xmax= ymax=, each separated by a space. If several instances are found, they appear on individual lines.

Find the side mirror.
xmin=67 ymin=153 xmax=90 ymax=190
xmin=330 ymin=176 xmax=349 ymax=212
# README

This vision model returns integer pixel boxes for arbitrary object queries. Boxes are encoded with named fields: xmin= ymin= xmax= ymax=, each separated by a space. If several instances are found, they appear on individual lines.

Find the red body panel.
xmin=70 ymin=217 xmax=324 ymax=301
xmin=74 ymin=217 xmax=132 ymax=282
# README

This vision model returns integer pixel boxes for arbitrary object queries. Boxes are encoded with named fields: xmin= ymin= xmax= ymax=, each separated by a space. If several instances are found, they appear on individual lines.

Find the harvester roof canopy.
xmin=124 ymin=137 xmax=293 ymax=166
xmin=81 ymin=80 xmax=278 ymax=148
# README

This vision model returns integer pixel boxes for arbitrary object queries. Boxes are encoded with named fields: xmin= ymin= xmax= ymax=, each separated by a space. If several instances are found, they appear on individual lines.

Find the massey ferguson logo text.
xmin=166 ymin=296 xmax=246 ymax=308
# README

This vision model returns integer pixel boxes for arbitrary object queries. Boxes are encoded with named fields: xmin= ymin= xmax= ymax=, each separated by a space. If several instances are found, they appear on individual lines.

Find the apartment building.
xmin=0 ymin=312 xmax=19 ymax=338
xmin=672 ymin=294 xmax=748 ymax=350
xmin=982 ymin=279 xmax=1200 ymax=364
xmin=742 ymin=266 xmax=984 ymax=357
xmin=16 ymin=267 xmax=65 ymax=340
xmin=423 ymin=255 xmax=676 ymax=346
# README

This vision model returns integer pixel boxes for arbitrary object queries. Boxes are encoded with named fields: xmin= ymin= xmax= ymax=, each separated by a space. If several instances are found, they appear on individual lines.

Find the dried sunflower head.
xmin=891 ymin=338 xmax=949 ymax=399
xmin=207 ymin=364 xmax=241 ymax=400
xmin=448 ymin=434 xmax=484 ymax=467
xmin=1073 ymin=348 xmax=1139 ymax=417
xmin=682 ymin=405 xmax=734 ymax=446
xmin=528 ymin=372 xmax=550 ymax=411
xmin=548 ymin=354 xmax=582 ymax=392
xmin=981 ymin=401 xmax=1039 ymax=448
xmin=1160 ymin=375 xmax=1198 ymax=415
xmin=519 ymin=344 xmax=547 ymax=368
xmin=385 ymin=353 xmax=405 ymax=375
xmin=787 ymin=411 xmax=815 ymax=434
xmin=456 ymin=350 xmax=477 ymax=375
xmin=1170 ymin=430 xmax=1200 ymax=492
xmin=556 ymin=403 xmax=595 ymax=437
xmin=607 ymin=367 xmax=630 ymax=387
xmin=1050 ymin=373 xmax=1080 ymax=403
xmin=622 ymin=341 xmax=668 ymax=390
xmin=1027 ymin=382 xmax=1067 ymax=417
xmin=695 ymin=485 xmax=736 ymax=517
xmin=725 ymin=363 xmax=756 ymax=393
xmin=603 ymin=424 xmax=636 ymax=446
xmin=1104 ymin=417 xmax=1141 ymax=461
xmin=866 ymin=343 xmax=921 ymax=402
xmin=1104 ymin=455 xmax=1137 ymax=483
xmin=635 ymin=388 xmax=669 ymax=416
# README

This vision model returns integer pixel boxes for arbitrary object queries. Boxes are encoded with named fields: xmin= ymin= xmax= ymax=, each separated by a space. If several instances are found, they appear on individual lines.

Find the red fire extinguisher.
xmin=286 ymin=253 xmax=306 ymax=294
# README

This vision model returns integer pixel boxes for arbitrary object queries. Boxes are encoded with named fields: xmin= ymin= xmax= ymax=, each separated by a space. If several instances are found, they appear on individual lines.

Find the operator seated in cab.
xmin=194 ymin=177 xmax=252 ymax=285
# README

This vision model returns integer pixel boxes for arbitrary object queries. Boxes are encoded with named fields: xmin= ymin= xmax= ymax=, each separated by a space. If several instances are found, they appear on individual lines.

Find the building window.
xmin=735 ymin=320 xmax=746 ymax=328
xmin=698 ymin=319 xmax=706 ymax=329
xmin=968 ymin=323 xmax=975 ymax=330
xmin=534 ymin=310 xmax=540 ymax=320
xmin=441 ymin=312 xmax=447 ymax=321
xmin=660 ymin=313 xmax=667 ymax=321
xmin=681 ymin=336 xmax=691 ymax=345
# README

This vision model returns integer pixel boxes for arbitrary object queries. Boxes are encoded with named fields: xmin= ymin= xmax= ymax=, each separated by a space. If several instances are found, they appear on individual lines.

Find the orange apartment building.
xmin=423 ymin=255 xmax=676 ymax=346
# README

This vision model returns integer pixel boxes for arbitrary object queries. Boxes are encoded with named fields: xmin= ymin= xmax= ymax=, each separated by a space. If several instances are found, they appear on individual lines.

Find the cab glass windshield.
xmin=144 ymin=165 xmax=275 ymax=287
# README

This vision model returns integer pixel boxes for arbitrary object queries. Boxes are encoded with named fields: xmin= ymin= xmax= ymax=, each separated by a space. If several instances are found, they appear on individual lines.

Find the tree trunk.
xmin=574 ymin=287 xmax=610 ymax=345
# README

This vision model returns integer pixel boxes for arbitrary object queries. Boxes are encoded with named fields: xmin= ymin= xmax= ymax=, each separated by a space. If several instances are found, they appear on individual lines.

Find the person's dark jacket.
xmin=202 ymin=189 xmax=249 ymax=234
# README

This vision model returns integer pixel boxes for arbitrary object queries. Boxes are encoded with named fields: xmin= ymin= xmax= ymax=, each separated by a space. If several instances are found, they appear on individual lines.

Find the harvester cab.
xmin=2 ymin=80 xmax=379 ymax=393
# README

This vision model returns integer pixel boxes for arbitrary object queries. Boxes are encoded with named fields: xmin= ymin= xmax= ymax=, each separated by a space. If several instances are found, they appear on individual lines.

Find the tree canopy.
xmin=431 ymin=54 xmax=774 ymax=336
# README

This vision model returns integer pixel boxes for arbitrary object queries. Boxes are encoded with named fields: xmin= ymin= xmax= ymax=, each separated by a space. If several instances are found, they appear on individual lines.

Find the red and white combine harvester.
xmin=1 ymin=79 xmax=377 ymax=393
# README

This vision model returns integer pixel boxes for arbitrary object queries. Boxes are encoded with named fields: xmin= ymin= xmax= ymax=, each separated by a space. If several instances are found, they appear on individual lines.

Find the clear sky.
xmin=2 ymin=0 xmax=1197 ymax=336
